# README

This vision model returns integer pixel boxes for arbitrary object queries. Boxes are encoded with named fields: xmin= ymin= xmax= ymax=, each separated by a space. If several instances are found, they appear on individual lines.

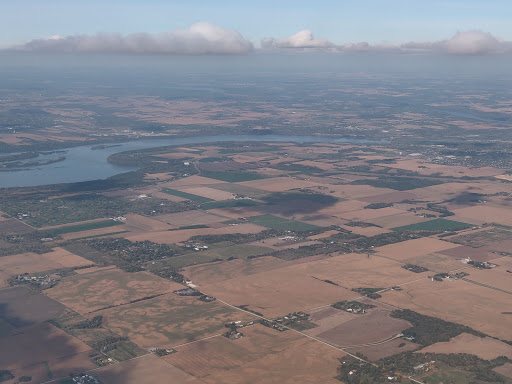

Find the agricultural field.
xmin=45 ymin=269 xmax=180 ymax=313
xmin=2 ymin=140 xmax=512 ymax=383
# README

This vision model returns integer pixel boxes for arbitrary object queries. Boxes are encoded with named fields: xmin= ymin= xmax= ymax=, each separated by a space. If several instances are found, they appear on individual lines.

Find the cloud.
xmin=262 ymin=29 xmax=511 ymax=56
xmin=439 ymin=30 xmax=506 ymax=55
xmin=262 ymin=30 xmax=334 ymax=49
xmin=12 ymin=22 xmax=253 ymax=54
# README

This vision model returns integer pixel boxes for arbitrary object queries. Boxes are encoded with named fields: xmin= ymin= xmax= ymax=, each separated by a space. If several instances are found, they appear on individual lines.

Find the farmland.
xmin=2 ymin=140 xmax=512 ymax=383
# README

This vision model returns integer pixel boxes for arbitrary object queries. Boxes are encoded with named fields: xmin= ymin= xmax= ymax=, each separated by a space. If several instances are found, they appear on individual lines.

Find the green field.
xmin=392 ymin=218 xmax=472 ymax=232
xmin=49 ymin=220 xmax=124 ymax=235
xmin=248 ymin=214 xmax=320 ymax=231
xmin=161 ymin=187 xmax=213 ymax=203
xmin=207 ymin=183 xmax=269 ymax=199
xmin=71 ymin=230 xmax=130 ymax=240
xmin=201 ymin=171 xmax=266 ymax=182
xmin=201 ymin=199 xmax=261 ymax=210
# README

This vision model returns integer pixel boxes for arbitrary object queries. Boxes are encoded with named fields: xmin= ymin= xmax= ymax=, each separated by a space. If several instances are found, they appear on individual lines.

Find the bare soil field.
xmin=202 ymin=337 xmax=343 ymax=384
xmin=415 ymin=181 xmax=512 ymax=201
xmin=0 ymin=322 xmax=93 ymax=370
xmin=124 ymin=223 xmax=266 ymax=245
xmin=200 ymin=264 xmax=358 ymax=318
xmin=284 ymin=252 xmax=430 ymax=290
xmin=45 ymin=269 xmax=179 ymax=314
xmin=176 ymin=186 xmax=235 ymax=200
xmin=94 ymin=354 xmax=202 ymax=384
xmin=238 ymin=176 xmax=320 ymax=191
xmin=368 ymin=212 xmax=431 ymax=229
xmin=0 ymin=251 xmax=77 ymax=276
xmin=349 ymin=338 xmax=420 ymax=361
xmin=153 ymin=210 xmax=230 ymax=227
xmin=339 ymin=224 xmax=391 ymax=236
xmin=446 ymin=227 xmax=511 ymax=248
xmin=339 ymin=207 xmax=405 ymax=222
xmin=402 ymin=252 xmax=465 ymax=273
xmin=461 ymin=257 xmax=512 ymax=292
xmin=494 ymin=363 xmax=512 ymax=379
xmin=59 ymin=225 xmax=131 ymax=240
xmin=99 ymin=294 xmax=256 ymax=348
xmin=123 ymin=213 xmax=174 ymax=231
xmin=452 ymin=205 xmax=512 ymax=226
xmin=0 ymin=271 xmax=9 ymax=287
xmin=375 ymin=237 xmax=459 ymax=261
xmin=378 ymin=159 xmax=502 ymax=178
xmin=322 ymin=184 xmax=396 ymax=199
xmin=420 ymin=333 xmax=512 ymax=360
xmin=0 ymin=286 xmax=66 ymax=327
xmin=0 ymin=218 xmax=33 ymax=234
xmin=183 ymin=256 xmax=290 ymax=286
xmin=438 ymin=245 xmax=497 ymax=262
xmin=306 ymin=305 xmax=413 ymax=347
xmin=360 ymin=191 xmax=418 ymax=204
xmin=379 ymin=279 xmax=512 ymax=339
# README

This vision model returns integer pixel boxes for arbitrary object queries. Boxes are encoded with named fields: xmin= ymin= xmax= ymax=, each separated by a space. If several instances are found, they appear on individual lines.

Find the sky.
xmin=1 ymin=0 xmax=511 ymax=53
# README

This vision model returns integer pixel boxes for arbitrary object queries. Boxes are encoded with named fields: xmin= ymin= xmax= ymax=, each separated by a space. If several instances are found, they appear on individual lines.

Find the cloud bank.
xmin=262 ymin=30 xmax=334 ymax=49
xmin=14 ymin=22 xmax=253 ymax=54
xmin=262 ymin=29 xmax=511 ymax=55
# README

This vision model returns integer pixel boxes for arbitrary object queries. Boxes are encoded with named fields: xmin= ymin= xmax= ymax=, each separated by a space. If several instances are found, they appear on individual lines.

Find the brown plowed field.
xmin=420 ymin=333 xmax=512 ymax=360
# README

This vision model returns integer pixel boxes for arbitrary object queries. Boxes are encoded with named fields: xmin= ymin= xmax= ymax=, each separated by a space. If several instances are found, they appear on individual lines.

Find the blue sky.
xmin=1 ymin=0 xmax=511 ymax=48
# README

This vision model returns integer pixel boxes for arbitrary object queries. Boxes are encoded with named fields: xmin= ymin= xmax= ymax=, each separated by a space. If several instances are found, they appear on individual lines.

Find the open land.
xmin=2 ymin=138 xmax=512 ymax=383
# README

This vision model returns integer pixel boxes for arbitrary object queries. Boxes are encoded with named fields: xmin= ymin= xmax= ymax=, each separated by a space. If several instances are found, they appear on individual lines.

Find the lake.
xmin=0 ymin=134 xmax=384 ymax=188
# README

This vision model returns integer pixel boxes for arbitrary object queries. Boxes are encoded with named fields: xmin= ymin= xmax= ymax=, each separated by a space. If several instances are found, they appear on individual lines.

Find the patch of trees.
xmin=391 ymin=309 xmax=486 ymax=346
xmin=426 ymin=203 xmax=454 ymax=217
xmin=352 ymin=287 xmax=383 ymax=299
xmin=91 ymin=336 xmax=129 ymax=353
xmin=364 ymin=202 xmax=394 ymax=209
xmin=70 ymin=316 xmax=103 ymax=329
xmin=402 ymin=264 xmax=428 ymax=273
xmin=0 ymin=371 xmax=14 ymax=383
xmin=345 ymin=221 xmax=383 ymax=228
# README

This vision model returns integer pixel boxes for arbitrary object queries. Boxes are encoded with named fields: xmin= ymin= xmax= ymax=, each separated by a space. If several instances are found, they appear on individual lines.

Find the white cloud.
xmin=262 ymin=30 xmax=334 ymax=49
xmin=440 ymin=30 xmax=505 ymax=55
xmin=13 ymin=22 xmax=253 ymax=54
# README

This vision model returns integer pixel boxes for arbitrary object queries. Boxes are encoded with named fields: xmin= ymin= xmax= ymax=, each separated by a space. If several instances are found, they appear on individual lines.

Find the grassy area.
xmin=48 ymin=220 xmax=124 ymax=235
xmin=201 ymin=199 xmax=261 ymax=210
xmin=248 ymin=214 xmax=320 ymax=231
xmin=161 ymin=187 xmax=213 ymax=203
xmin=71 ymin=230 xmax=130 ymax=240
xmin=392 ymin=218 xmax=472 ymax=232
xmin=201 ymin=171 xmax=266 ymax=182
xmin=207 ymin=183 xmax=269 ymax=199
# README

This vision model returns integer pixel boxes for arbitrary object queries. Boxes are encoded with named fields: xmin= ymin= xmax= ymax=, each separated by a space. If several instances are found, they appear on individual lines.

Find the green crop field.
xmin=201 ymin=171 xmax=266 ymax=182
xmin=248 ymin=214 xmax=320 ymax=231
xmin=161 ymin=188 xmax=213 ymax=203
xmin=201 ymin=199 xmax=261 ymax=210
xmin=392 ymin=218 xmax=472 ymax=232
xmin=49 ymin=220 xmax=124 ymax=235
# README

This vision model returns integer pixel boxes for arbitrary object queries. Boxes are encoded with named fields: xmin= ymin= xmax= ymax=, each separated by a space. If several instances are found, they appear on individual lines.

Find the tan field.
xmin=339 ymin=207 xmax=405 ymax=221
xmin=166 ymin=324 xmax=343 ymax=384
xmin=0 ymin=322 xmax=94 ymax=371
xmin=0 ymin=271 xmax=10 ymax=287
xmin=305 ymin=305 xmax=413 ymax=347
xmin=123 ymin=213 xmax=175 ymax=231
xmin=284 ymin=252 xmax=430 ymax=290
xmin=438 ymin=245 xmax=498 ymax=262
xmin=320 ymin=184 xmax=396 ymax=199
xmin=59 ymin=225 xmax=131 ymax=240
xmin=162 ymin=175 xmax=226 ymax=187
xmin=402 ymin=252 xmax=466 ymax=273
xmin=124 ymin=222 xmax=266 ymax=244
xmin=375 ymin=237 xmax=459 ymax=261
xmin=153 ymin=210 xmax=230 ymax=227
xmin=368 ymin=212 xmax=431 ymax=229
xmin=177 ymin=186 xmax=235 ymax=200
xmin=45 ymin=269 xmax=181 ymax=314
xmin=349 ymin=338 xmax=420 ymax=361
xmin=99 ymin=294 xmax=256 ymax=348
xmin=420 ymin=333 xmax=512 ymax=360
xmin=494 ymin=363 xmax=512 ymax=379
xmin=94 ymin=354 xmax=202 ymax=384
xmin=0 ymin=247 xmax=93 ymax=275
xmin=339 ymin=224 xmax=391 ymax=236
xmin=380 ymin=278 xmax=512 ymax=339
xmin=184 ymin=256 xmax=290 ymax=285
xmin=360 ymin=191 xmax=418 ymax=204
xmin=377 ymin=159 xmax=502 ymax=178
xmin=238 ymin=176 xmax=320 ymax=191
xmin=452 ymin=205 xmax=512 ymax=226
xmin=461 ymin=257 xmax=512 ymax=292
xmin=199 ymin=264 xmax=358 ymax=318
